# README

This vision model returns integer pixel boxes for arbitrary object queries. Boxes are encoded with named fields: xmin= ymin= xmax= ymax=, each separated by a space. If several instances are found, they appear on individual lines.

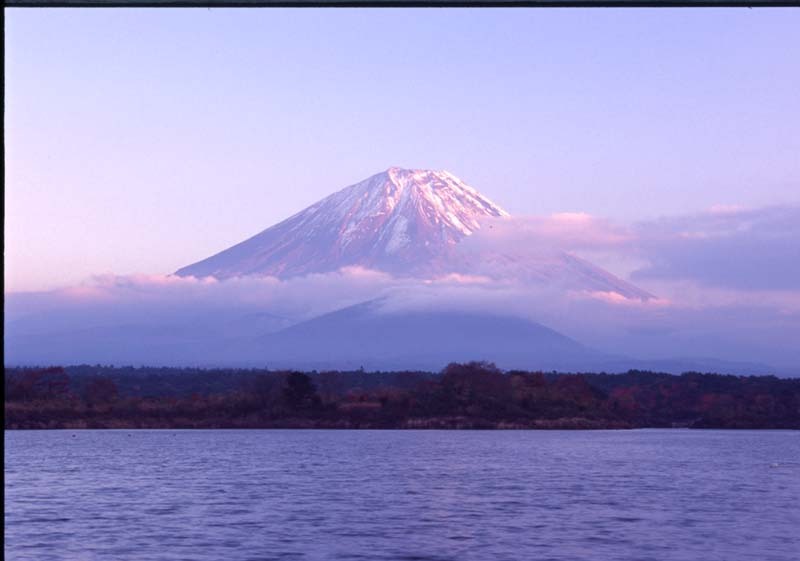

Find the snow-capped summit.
xmin=176 ymin=168 xmax=509 ymax=279
xmin=176 ymin=167 xmax=652 ymax=300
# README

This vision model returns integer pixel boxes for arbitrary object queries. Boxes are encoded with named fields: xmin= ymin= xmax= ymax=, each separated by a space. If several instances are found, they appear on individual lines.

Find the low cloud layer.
xmin=631 ymin=205 xmax=800 ymax=291
xmin=5 ymin=204 xmax=799 ymax=373
xmin=467 ymin=203 xmax=800 ymax=294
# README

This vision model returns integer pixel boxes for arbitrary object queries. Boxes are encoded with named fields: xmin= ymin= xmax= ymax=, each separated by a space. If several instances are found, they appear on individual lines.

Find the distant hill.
xmin=243 ymin=299 xmax=601 ymax=372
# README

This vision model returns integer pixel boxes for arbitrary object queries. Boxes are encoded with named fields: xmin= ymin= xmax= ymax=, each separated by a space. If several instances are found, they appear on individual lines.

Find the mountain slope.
xmin=229 ymin=299 xmax=777 ymax=374
xmin=5 ymin=294 xmax=781 ymax=375
xmin=176 ymin=168 xmax=508 ymax=279
xmin=239 ymin=299 xmax=604 ymax=372
xmin=176 ymin=167 xmax=652 ymax=299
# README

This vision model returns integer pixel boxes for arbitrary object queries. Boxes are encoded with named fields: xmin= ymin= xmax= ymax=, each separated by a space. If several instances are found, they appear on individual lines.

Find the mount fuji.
xmin=177 ymin=167 xmax=507 ymax=279
xmin=176 ymin=168 xmax=651 ymax=300
xmin=8 ymin=168 xmax=781 ymax=374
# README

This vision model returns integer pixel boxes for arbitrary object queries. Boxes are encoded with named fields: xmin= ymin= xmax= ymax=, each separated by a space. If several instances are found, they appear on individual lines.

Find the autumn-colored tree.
xmin=283 ymin=372 xmax=319 ymax=410
xmin=5 ymin=367 xmax=71 ymax=401
xmin=85 ymin=377 xmax=120 ymax=407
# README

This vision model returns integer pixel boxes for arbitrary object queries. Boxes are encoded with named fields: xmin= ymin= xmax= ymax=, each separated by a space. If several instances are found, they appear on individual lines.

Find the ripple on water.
xmin=5 ymin=430 xmax=800 ymax=561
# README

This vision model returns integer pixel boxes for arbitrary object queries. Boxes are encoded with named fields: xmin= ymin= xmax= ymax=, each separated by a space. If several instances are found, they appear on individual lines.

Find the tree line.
xmin=5 ymin=363 xmax=800 ymax=429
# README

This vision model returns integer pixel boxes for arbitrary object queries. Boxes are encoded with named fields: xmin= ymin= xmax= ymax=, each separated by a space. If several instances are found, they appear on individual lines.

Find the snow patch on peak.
xmin=384 ymin=216 xmax=410 ymax=254
xmin=177 ymin=168 xmax=507 ymax=280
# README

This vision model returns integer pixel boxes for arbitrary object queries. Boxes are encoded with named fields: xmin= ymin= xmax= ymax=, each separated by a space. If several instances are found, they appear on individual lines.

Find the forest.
xmin=5 ymin=363 xmax=800 ymax=430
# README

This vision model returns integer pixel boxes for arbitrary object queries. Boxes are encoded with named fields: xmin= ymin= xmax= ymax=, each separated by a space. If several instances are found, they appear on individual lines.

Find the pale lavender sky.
xmin=5 ymin=8 xmax=800 ymax=291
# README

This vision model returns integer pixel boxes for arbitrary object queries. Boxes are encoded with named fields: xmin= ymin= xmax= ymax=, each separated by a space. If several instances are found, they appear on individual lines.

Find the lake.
xmin=4 ymin=430 xmax=800 ymax=561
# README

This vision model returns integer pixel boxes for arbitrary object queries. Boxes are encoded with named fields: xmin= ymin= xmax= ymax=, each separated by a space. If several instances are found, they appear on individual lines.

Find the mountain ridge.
xmin=176 ymin=167 xmax=652 ymax=300
xmin=176 ymin=167 xmax=508 ymax=279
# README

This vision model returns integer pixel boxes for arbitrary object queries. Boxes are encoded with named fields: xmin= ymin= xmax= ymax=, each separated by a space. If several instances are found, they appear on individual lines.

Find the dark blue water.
xmin=5 ymin=430 xmax=800 ymax=561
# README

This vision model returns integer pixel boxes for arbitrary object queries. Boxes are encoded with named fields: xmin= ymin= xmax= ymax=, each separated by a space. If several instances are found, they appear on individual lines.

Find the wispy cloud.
xmin=5 ymin=204 xmax=799 ymax=371
xmin=629 ymin=205 xmax=800 ymax=291
xmin=468 ymin=203 xmax=800 ymax=294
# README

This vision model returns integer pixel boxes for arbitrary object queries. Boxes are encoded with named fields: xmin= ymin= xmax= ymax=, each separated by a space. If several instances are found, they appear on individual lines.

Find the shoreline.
xmin=9 ymin=419 xmax=793 ymax=430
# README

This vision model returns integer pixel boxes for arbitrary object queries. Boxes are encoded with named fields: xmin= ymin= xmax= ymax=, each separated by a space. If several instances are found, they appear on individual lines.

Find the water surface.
xmin=5 ymin=430 xmax=800 ymax=560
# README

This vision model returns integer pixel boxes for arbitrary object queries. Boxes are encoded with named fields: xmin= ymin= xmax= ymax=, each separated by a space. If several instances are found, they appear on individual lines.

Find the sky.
xmin=5 ymin=8 xmax=800 ymax=292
